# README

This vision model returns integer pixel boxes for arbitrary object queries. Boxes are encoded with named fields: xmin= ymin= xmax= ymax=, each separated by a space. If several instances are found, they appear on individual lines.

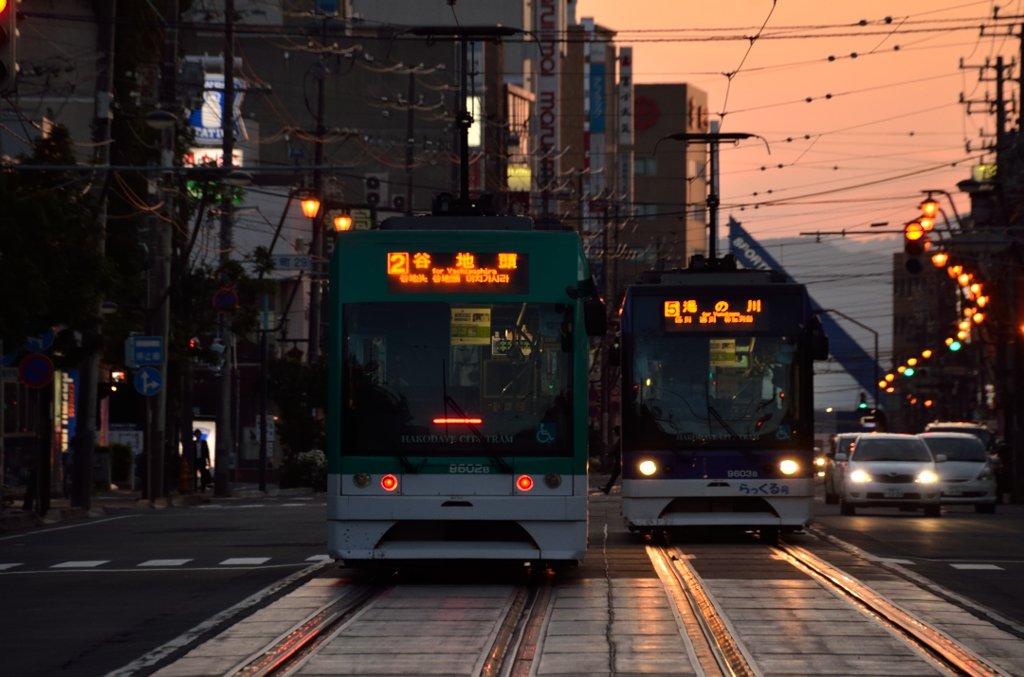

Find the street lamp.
xmin=301 ymin=196 xmax=321 ymax=219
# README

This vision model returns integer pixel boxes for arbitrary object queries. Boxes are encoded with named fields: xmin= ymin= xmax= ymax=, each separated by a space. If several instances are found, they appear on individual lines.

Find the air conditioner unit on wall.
xmin=390 ymin=194 xmax=406 ymax=212
xmin=364 ymin=173 xmax=388 ymax=206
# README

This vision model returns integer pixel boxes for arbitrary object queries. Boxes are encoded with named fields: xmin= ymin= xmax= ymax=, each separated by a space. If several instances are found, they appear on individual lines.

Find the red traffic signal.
xmin=904 ymin=222 xmax=927 ymax=275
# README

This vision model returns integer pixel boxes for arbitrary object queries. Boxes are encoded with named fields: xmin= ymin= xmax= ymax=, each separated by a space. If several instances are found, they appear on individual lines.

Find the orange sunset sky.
xmin=576 ymin=0 xmax=1021 ymax=242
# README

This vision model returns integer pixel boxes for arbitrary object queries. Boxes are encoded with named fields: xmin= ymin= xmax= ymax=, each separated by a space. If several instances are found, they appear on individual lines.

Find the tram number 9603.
xmin=450 ymin=464 xmax=491 ymax=474
xmin=727 ymin=470 xmax=759 ymax=478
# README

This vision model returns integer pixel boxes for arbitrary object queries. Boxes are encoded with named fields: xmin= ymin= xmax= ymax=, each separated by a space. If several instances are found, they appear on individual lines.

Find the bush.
xmin=279 ymin=449 xmax=327 ymax=492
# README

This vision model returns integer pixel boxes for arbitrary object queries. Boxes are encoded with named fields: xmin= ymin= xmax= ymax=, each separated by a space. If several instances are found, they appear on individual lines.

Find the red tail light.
xmin=433 ymin=417 xmax=483 ymax=424
xmin=516 ymin=475 xmax=534 ymax=491
xmin=381 ymin=474 xmax=398 ymax=491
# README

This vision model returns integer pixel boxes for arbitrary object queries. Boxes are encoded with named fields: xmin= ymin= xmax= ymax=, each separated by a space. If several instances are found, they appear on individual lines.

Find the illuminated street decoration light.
xmin=931 ymin=251 xmax=948 ymax=267
xmin=922 ymin=349 xmax=932 ymax=358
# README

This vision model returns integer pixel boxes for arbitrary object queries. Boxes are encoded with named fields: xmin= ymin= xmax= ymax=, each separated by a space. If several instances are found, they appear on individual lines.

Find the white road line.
xmin=138 ymin=559 xmax=192 ymax=567
xmin=103 ymin=561 xmax=332 ymax=677
xmin=219 ymin=557 xmax=270 ymax=566
xmin=0 ymin=514 xmax=143 ymax=542
xmin=51 ymin=560 xmax=110 ymax=569
xmin=949 ymin=563 xmax=1005 ymax=570
xmin=876 ymin=558 xmax=916 ymax=565
xmin=0 ymin=563 xmax=23 ymax=571
xmin=306 ymin=555 xmax=332 ymax=563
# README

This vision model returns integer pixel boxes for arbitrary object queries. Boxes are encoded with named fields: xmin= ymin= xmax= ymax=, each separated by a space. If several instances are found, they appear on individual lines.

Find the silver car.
xmin=918 ymin=432 xmax=997 ymax=513
xmin=836 ymin=434 xmax=944 ymax=517
xmin=824 ymin=433 xmax=859 ymax=505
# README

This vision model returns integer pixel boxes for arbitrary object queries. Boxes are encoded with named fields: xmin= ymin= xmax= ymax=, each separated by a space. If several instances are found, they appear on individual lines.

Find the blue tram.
xmin=619 ymin=261 xmax=828 ymax=541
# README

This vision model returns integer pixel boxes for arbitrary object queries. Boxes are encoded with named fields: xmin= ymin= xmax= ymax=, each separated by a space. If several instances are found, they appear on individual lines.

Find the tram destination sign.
xmin=663 ymin=295 xmax=769 ymax=331
xmin=387 ymin=251 xmax=529 ymax=294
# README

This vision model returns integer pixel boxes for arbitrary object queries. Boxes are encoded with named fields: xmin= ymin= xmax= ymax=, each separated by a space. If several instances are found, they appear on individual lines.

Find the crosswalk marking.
xmin=306 ymin=555 xmax=332 ymax=563
xmin=0 ymin=563 xmax=23 ymax=571
xmin=220 ymin=557 xmax=271 ymax=566
xmin=950 ymin=563 xmax=1004 ymax=570
xmin=138 ymin=559 xmax=192 ymax=567
xmin=51 ymin=560 xmax=110 ymax=569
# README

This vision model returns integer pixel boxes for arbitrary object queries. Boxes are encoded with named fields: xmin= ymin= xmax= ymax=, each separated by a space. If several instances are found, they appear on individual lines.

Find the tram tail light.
xmin=779 ymin=460 xmax=799 ymax=475
xmin=516 ymin=475 xmax=534 ymax=491
xmin=639 ymin=460 xmax=657 ymax=476
xmin=381 ymin=474 xmax=398 ymax=491
xmin=433 ymin=417 xmax=483 ymax=424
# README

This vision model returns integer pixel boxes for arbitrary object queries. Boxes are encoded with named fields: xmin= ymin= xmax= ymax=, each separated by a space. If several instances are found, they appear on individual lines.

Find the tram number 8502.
xmin=450 ymin=464 xmax=492 ymax=474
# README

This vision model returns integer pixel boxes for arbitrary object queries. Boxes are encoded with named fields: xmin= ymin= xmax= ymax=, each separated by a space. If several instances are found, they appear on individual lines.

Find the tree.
xmin=0 ymin=125 xmax=112 ymax=354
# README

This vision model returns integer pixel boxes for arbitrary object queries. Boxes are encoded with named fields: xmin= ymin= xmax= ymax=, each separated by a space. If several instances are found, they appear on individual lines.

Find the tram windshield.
xmin=341 ymin=302 xmax=573 ymax=457
xmin=627 ymin=294 xmax=807 ymax=449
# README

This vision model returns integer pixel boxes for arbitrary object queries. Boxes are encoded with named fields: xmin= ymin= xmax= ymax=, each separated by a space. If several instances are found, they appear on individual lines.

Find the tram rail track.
xmin=775 ymin=541 xmax=1009 ymax=677
xmin=216 ymin=573 xmax=550 ymax=677
xmin=649 ymin=534 xmax=1011 ymax=677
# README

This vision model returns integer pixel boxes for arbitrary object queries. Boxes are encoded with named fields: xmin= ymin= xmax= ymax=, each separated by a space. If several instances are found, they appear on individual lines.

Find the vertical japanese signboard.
xmin=536 ymin=0 xmax=561 ymax=209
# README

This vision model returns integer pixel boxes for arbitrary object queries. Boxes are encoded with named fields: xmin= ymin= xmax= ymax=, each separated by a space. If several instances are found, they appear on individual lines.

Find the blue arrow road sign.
xmin=23 ymin=329 xmax=55 ymax=353
xmin=134 ymin=367 xmax=163 ymax=396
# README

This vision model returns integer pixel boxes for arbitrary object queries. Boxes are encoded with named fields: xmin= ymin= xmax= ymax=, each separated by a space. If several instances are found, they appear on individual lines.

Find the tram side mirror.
xmin=584 ymin=300 xmax=608 ymax=337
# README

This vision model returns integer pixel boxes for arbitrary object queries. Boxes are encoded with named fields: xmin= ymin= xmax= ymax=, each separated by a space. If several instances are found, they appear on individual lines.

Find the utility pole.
xmin=307 ymin=26 xmax=327 ymax=364
xmin=75 ymin=0 xmax=117 ymax=509
xmin=659 ymin=128 xmax=755 ymax=261
xmin=215 ymin=0 xmax=235 ymax=498
xmin=405 ymin=70 xmax=416 ymax=214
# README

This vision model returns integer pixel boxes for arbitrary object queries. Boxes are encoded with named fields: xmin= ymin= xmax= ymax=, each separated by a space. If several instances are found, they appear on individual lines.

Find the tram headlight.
xmin=639 ymin=460 xmax=657 ymax=476
xmin=916 ymin=469 xmax=939 ymax=484
xmin=779 ymin=460 xmax=799 ymax=475
xmin=381 ymin=474 xmax=399 ymax=491
xmin=849 ymin=469 xmax=872 ymax=483
xmin=544 ymin=473 xmax=562 ymax=489
xmin=352 ymin=473 xmax=370 ymax=488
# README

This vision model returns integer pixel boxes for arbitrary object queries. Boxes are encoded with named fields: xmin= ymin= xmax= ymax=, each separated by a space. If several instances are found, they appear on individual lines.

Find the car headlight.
xmin=916 ymin=469 xmax=939 ymax=484
xmin=849 ymin=469 xmax=872 ymax=483
xmin=780 ymin=460 xmax=799 ymax=475
xmin=814 ymin=457 xmax=826 ymax=467
xmin=977 ymin=467 xmax=993 ymax=481
xmin=639 ymin=460 xmax=657 ymax=476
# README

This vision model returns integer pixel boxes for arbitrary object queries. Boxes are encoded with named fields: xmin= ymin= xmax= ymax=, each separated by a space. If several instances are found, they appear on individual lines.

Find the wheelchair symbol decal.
xmin=535 ymin=423 xmax=556 ymax=444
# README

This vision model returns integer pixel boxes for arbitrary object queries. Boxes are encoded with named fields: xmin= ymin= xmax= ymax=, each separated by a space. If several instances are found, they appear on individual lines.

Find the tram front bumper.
xmin=622 ymin=478 xmax=814 ymax=527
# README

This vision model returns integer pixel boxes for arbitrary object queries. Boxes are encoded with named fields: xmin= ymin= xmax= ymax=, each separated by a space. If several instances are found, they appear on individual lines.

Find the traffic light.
xmin=858 ymin=392 xmax=868 ymax=409
xmin=904 ymin=221 xmax=927 ymax=274
xmin=0 ymin=0 xmax=17 ymax=94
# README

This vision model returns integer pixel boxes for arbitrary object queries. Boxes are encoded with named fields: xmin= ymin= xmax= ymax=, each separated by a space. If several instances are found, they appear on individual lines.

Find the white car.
xmin=918 ymin=432 xmax=997 ymax=513
xmin=836 ymin=434 xmax=944 ymax=517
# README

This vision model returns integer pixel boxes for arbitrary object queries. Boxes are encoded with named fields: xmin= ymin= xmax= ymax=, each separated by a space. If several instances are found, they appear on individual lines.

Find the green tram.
xmin=326 ymin=213 xmax=604 ymax=565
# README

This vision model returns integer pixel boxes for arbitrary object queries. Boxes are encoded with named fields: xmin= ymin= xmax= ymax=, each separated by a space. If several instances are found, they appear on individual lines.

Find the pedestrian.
xmin=62 ymin=436 xmax=76 ymax=499
xmin=194 ymin=429 xmax=211 ymax=492
xmin=600 ymin=426 xmax=622 ymax=495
